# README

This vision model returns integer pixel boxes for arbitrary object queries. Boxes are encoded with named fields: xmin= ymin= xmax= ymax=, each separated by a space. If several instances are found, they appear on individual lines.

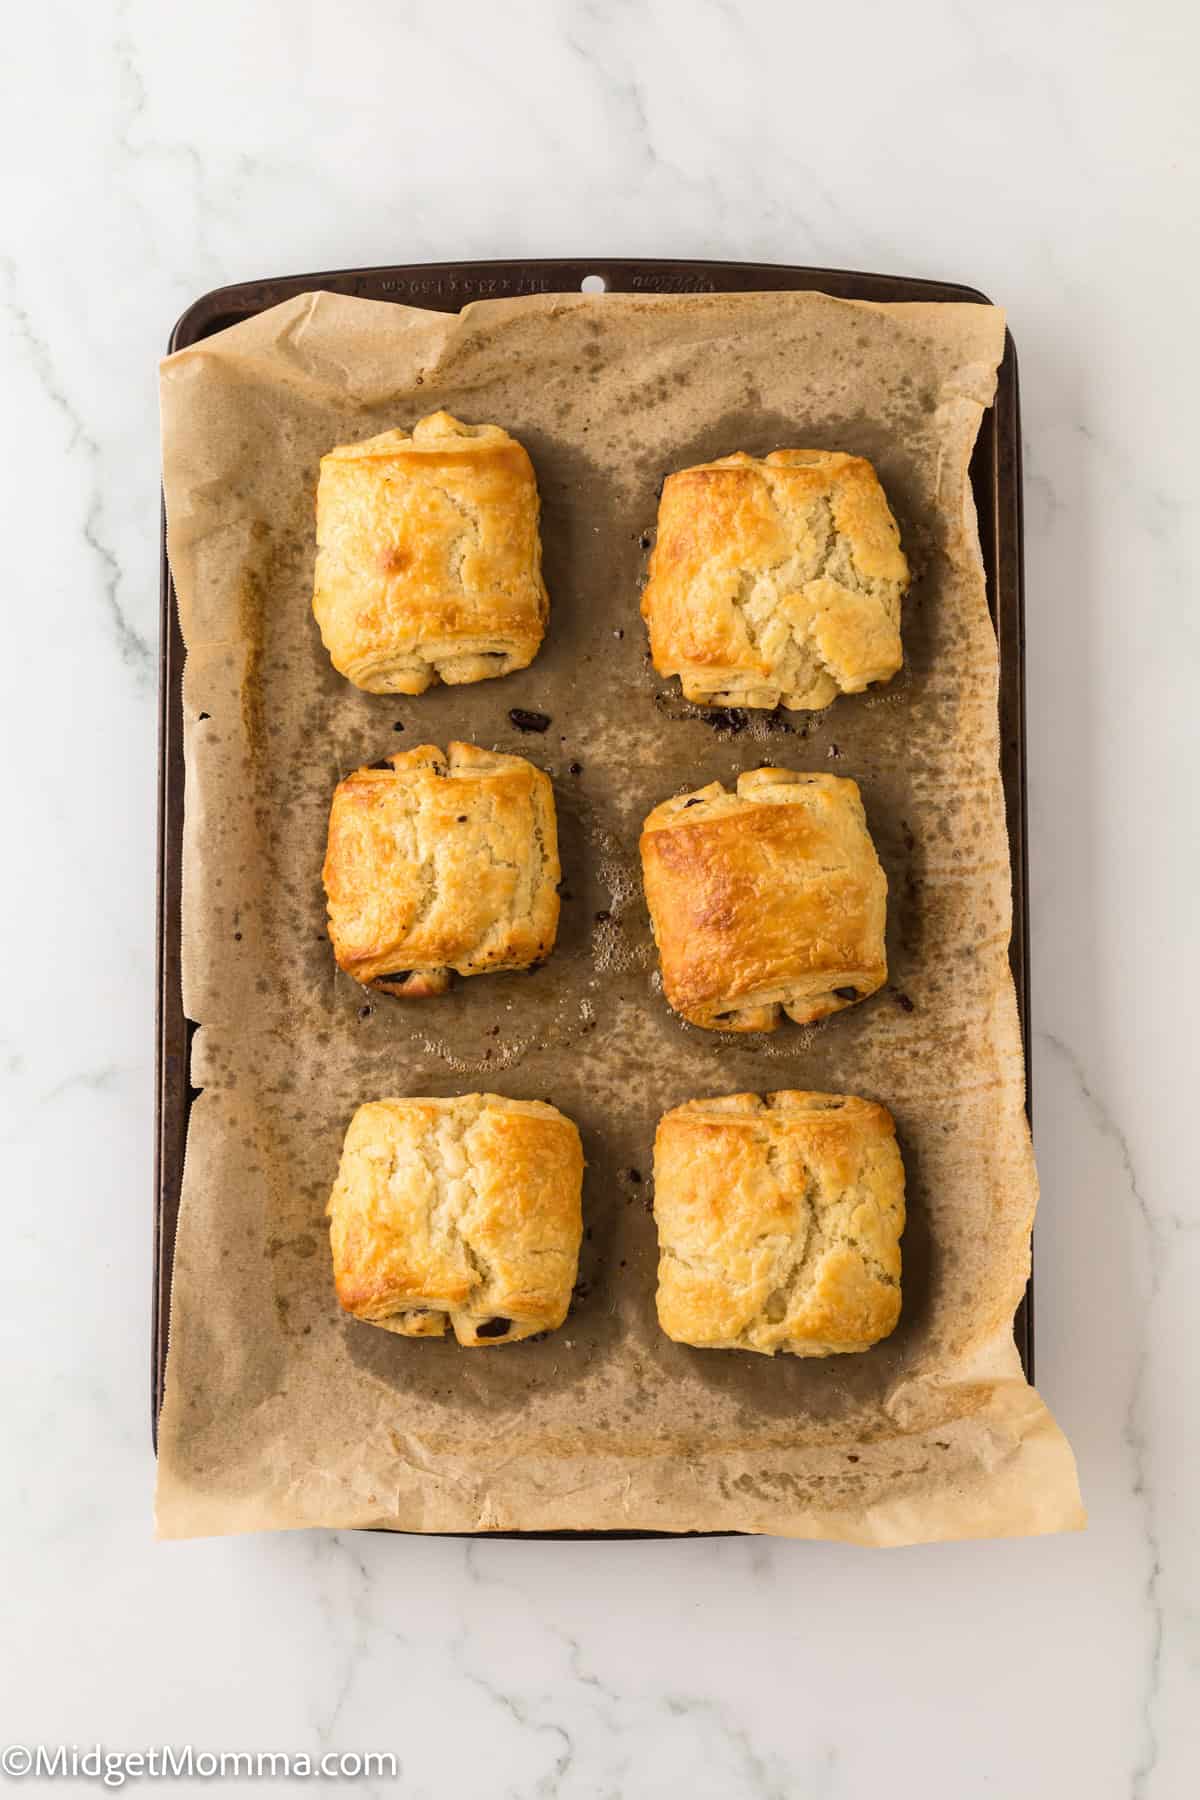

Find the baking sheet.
xmin=156 ymin=287 xmax=1082 ymax=1541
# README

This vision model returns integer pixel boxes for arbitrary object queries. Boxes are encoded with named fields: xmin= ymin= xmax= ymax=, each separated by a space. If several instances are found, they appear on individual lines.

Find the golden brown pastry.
xmin=328 ymin=1094 xmax=584 ymax=1346
xmin=641 ymin=448 xmax=908 ymax=710
xmin=640 ymin=768 xmax=887 ymax=1031
xmin=313 ymin=411 xmax=548 ymax=693
xmin=324 ymin=742 xmax=560 ymax=997
xmin=653 ymin=1091 xmax=904 ymax=1355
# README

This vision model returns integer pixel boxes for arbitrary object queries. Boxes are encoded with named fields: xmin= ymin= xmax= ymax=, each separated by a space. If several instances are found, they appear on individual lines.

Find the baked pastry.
xmin=328 ymin=1094 xmax=584 ymax=1346
xmin=641 ymin=448 xmax=908 ymax=710
xmin=313 ymin=411 xmax=548 ymax=693
xmin=653 ymin=1091 xmax=904 ymax=1355
xmin=324 ymin=742 xmax=560 ymax=997
xmin=640 ymin=768 xmax=887 ymax=1031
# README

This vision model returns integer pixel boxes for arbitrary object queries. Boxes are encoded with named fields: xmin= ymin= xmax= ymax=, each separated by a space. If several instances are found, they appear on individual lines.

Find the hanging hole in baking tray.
xmin=580 ymin=273 xmax=606 ymax=294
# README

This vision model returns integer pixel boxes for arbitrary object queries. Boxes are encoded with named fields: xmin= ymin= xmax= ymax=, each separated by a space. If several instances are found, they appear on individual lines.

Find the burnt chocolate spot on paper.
xmin=508 ymin=708 xmax=551 ymax=733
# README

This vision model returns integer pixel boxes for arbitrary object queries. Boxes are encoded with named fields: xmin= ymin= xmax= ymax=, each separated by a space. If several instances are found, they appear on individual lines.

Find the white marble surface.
xmin=1 ymin=1 xmax=1196 ymax=1793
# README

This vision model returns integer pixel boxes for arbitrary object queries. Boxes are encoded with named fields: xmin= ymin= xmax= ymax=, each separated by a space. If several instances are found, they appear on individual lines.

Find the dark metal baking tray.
xmin=155 ymin=258 xmax=1032 ymax=1476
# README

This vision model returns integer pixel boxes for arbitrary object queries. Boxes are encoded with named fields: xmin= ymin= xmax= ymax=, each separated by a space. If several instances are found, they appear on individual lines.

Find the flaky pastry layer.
xmin=328 ymin=1094 xmax=584 ymax=1346
xmin=313 ymin=411 xmax=548 ymax=693
xmin=324 ymin=742 xmax=560 ymax=995
xmin=641 ymin=448 xmax=908 ymax=711
xmin=653 ymin=1091 xmax=904 ymax=1355
xmin=640 ymin=768 xmax=887 ymax=1031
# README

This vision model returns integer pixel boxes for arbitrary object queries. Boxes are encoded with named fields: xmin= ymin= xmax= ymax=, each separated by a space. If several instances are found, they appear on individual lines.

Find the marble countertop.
xmin=2 ymin=2 xmax=1195 ymax=1794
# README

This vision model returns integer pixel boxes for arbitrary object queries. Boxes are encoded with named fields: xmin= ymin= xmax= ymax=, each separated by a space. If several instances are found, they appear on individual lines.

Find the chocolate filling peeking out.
xmin=833 ymin=986 xmax=859 ymax=1001
xmin=475 ymin=1316 xmax=512 ymax=1339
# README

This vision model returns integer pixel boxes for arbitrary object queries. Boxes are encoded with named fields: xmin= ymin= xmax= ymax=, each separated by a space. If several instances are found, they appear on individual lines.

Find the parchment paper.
xmin=156 ymin=289 xmax=1083 ymax=1542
